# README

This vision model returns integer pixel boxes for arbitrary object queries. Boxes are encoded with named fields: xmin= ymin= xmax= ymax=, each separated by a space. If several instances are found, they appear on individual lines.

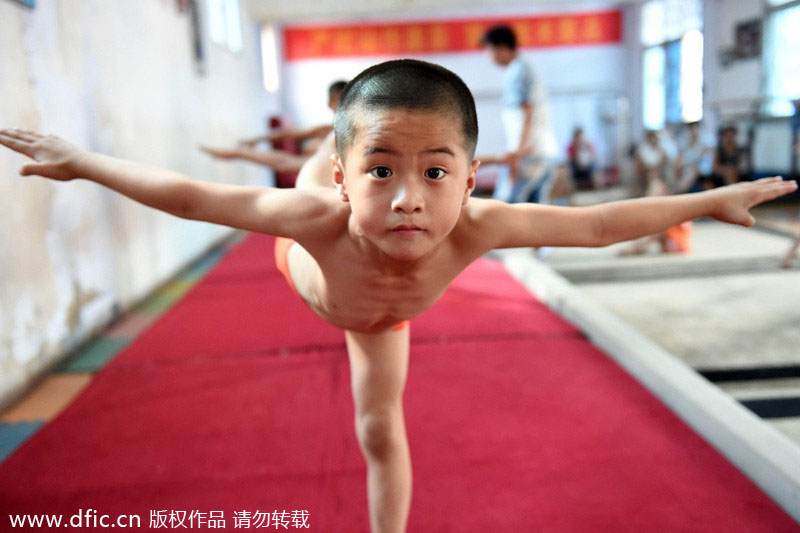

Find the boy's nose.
xmin=391 ymin=182 xmax=424 ymax=214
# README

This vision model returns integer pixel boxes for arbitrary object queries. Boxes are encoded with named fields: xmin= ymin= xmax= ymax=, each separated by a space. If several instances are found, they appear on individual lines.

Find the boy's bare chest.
xmin=310 ymin=245 xmax=465 ymax=330
xmin=327 ymin=258 xmax=450 ymax=311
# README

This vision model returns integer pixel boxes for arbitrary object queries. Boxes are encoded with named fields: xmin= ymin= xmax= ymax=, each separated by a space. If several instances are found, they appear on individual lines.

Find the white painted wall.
xmin=626 ymin=0 xmax=793 ymax=175
xmin=279 ymin=4 xmax=628 ymax=172
xmin=707 ymin=0 xmax=763 ymax=118
xmin=0 ymin=0 xmax=273 ymax=406
xmin=705 ymin=0 xmax=793 ymax=174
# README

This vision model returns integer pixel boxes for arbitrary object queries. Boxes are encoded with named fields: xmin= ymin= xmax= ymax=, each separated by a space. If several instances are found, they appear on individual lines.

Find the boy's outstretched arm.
xmin=0 ymin=128 xmax=334 ymax=239
xmin=474 ymin=177 xmax=797 ymax=249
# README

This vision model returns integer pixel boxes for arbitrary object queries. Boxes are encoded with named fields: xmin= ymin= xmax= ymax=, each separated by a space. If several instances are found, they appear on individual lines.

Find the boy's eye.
xmin=370 ymin=166 xmax=392 ymax=179
xmin=424 ymin=168 xmax=446 ymax=180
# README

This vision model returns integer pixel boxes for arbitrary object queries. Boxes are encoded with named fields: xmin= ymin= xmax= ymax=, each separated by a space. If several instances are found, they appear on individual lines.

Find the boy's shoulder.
xmin=460 ymin=196 xmax=504 ymax=221
xmin=451 ymin=197 xmax=507 ymax=246
xmin=296 ymin=187 xmax=350 ymax=223
xmin=273 ymin=187 xmax=350 ymax=245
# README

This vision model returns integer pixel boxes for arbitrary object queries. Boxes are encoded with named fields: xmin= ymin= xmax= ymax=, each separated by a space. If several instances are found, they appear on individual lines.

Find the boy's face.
xmin=485 ymin=44 xmax=515 ymax=66
xmin=722 ymin=129 xmax=736 ymax=145
xmin=333 ymin=108 xmax=478 ymax=262
xmin=328 ymin=91 xmax=342 ymax=112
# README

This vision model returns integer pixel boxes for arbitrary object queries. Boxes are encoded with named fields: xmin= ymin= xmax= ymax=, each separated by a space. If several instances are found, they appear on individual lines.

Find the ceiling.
xmin=243 ymin=0 xmax=638 ymax=24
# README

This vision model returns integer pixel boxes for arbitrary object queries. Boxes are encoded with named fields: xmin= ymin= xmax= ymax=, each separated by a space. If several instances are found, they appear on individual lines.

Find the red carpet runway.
xmin=1 ymin=234 xmax=796 ymax=531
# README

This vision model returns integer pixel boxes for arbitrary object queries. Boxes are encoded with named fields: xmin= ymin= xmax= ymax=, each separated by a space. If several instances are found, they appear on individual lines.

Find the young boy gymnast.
xmin=0 ymin=59 xmax=796 ymax=533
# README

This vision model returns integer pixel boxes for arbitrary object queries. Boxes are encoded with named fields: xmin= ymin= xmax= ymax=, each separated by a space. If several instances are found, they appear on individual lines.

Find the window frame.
xmin=640 ymin=0 xmax=704 ymax=129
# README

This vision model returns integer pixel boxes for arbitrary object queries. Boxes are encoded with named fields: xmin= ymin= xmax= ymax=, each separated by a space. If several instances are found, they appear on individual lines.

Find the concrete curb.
xmin=496 ymin=248 xmax=800 ymax=523
xmin=554 ymin=254 xmax=786 ymax=282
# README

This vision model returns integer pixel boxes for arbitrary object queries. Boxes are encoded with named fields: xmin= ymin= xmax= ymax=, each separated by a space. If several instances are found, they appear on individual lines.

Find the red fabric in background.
xmin=0 ymin=233 xmax=796 ymax=532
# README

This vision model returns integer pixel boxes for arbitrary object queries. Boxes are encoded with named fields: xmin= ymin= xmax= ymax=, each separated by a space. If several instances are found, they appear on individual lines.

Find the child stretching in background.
xmin=0 ymin=60 xmax=795 ymax=533
xmin=199 ymin=80 xmax=347 ymax=175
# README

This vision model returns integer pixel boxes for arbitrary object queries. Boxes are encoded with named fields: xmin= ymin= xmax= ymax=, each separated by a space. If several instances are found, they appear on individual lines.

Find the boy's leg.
xmin=345 ymin=326 xmax=412 ymax=533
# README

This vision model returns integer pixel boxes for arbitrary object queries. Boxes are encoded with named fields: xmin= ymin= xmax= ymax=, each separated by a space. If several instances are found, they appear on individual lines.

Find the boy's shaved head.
xmin=334 ymin=59 xmax=478 ymax=161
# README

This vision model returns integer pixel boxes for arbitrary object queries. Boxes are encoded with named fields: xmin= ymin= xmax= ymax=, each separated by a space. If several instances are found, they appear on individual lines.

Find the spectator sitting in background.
xmin=621 ymin=177 xmax=693 ymax=256
xmin=634 ymin=130 xmax=667 ymax=197
xmin=567 ymin=127 xmax=596 ymax=190
xmin=674 ymin=121 xmax=712 ymax=193
xmin=705 ymin=124 xmax=748 ymax=189
xmin=624 ymin=131 xmax=693 ymax=255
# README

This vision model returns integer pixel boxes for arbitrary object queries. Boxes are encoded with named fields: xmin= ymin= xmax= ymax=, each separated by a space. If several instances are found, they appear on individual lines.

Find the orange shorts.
xmin=273 ymin=237 xmax=408 ymax=331
xmin=274 ymin=236 xmax=299 ymax=295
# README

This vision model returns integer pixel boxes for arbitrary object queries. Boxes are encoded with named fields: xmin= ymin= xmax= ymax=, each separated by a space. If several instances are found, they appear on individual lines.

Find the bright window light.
xmin=261 ymin=24 xmax=280 ymax=93
xmin=225 ymin=0 xmax=242 ymax=53
xmin=641 ymin=0 xmax=665 ymax=46
xmin=207 ymin=0 xmax=242 ymax=53
xmin=643 ymin=46 xmax=666 ymax=130
xmin=680 ymin=29 xmax=703 ymax=122
xmin=208 ymin=0 xmax=226 ymax=45
xmin=764 ymin=4 xmax=800 ymax=116
xmin=640 ymin=0 xmax=703 ymax=127
xmin=641 ymin=0 xmax=702 ymax=45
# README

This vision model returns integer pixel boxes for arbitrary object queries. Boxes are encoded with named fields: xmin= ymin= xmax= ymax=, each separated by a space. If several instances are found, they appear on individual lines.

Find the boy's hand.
xmin=0 ymin=128 xmax=84 ymax=181
xmin=710 ymin=177 xmax=797 ymax=227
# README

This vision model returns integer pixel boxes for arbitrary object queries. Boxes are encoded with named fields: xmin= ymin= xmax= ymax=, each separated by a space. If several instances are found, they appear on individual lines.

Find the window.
xmin=763 ymin=2 xmax=800 ymax=116
xmin=641 ymin=0 xmax=703 ymax=128
xmin=665 ymin=40 xmax=682 ymax=124
xmin=261 ymin=24 xmax=280 ymax=93
xmin=679 ymin=30 xmax=703 ymax=122
xmin=207 ymin=0 xmax=242 ymax=53
xmin=643 ymin=46 xmax=666 ymax=129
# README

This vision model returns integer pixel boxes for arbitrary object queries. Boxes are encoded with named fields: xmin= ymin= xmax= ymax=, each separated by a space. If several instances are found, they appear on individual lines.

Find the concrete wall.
xmin=0 ymin=0 xmax=272 ymax=406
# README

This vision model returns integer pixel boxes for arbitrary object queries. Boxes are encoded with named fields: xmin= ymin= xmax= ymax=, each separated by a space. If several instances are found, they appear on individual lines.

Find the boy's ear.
xmin=462 ymin=159 xmax=480 ymax=206
xmin=331 ymin=154 xmax=349 ymax=202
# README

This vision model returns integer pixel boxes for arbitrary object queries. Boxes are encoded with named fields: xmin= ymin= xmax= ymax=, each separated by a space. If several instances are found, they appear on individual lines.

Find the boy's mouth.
xmin=391 ymin=224 xmax=424 ymax=233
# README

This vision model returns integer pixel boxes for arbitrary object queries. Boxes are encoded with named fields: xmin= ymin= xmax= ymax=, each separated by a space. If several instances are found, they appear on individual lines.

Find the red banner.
xmin=284 ymin=10 xmax=622 ymax=61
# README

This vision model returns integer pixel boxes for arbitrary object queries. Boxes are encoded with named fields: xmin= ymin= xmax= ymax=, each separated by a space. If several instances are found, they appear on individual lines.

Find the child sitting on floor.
xmin=1 ymin=59 xmax=795 ymax=533
xmin=620 ymin=177 xmax=694 ymax=256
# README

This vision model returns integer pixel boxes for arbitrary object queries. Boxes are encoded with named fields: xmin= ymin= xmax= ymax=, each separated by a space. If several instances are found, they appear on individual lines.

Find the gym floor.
xmin=544 ymin=194 xmax=800 ymax=446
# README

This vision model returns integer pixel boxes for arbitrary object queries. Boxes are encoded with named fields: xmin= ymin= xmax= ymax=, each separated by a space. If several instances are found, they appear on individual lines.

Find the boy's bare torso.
xmin=288 ymin=194 xmax=489 ymax=333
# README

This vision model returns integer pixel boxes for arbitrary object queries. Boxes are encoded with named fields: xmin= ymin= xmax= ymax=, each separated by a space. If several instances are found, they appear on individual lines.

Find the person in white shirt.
xmin=482 ymin=25 xmax=558 ymax=204
xmin=674 ymin=121 xmax=713 ymax=193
